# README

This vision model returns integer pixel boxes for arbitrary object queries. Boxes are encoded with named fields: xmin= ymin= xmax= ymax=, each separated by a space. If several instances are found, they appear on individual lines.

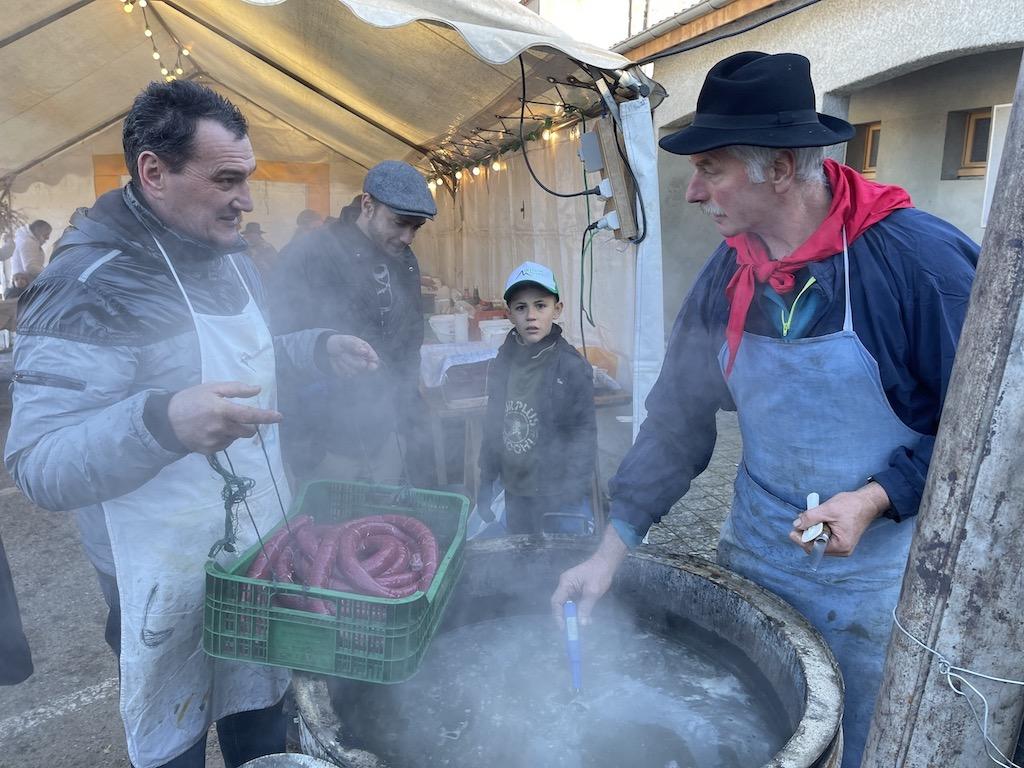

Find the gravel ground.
xmin=0 ymin=371 xmax=739 ymax=768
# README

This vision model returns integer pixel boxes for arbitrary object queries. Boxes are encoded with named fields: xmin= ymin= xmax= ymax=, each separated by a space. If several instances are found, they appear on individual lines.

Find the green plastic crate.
xmin=203 ymin=480 xmax=468 ymax=683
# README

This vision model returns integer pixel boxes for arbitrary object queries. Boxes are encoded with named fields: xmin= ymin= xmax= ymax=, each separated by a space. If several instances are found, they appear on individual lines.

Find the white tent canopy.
xmin=2 ymin=0 xmax=664 ymax=425
xmin=1 ymin=0 xmax=647 ymax=183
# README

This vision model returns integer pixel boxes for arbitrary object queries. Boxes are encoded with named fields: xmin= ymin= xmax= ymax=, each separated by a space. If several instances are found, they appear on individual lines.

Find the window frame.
xmin=959 ymin=108 xmax=992 ymax=178
xmin=861 ymin=122 xmax=881 ymax=179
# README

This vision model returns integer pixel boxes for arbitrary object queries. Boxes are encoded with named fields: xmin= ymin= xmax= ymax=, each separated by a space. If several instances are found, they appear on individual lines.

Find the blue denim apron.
xmin=716 ymin=236 xmax=923 ymax=768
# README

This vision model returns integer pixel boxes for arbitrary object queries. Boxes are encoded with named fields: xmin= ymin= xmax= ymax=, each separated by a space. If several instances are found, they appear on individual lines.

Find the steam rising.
xmin=329 ymin=600 xmax=788 ymax=768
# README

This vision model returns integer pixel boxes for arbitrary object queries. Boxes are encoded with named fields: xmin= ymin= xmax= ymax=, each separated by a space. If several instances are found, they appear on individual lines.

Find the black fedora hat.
xmin=660 ymin=51 xmax=854 ymax=155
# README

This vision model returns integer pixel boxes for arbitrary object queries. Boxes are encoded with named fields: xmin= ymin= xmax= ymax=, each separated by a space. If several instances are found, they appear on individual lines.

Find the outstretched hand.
xmin=168 ymin=381 xmax=282 ymax=455
xmin=789 ymin=482 xmax=891 ymax=557
xmin=325 ymin=334 xmax=380 ymax=377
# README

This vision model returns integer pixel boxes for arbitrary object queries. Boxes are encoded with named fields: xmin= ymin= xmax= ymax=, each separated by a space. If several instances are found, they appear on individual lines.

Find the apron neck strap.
xmin=152 ymin=234 xmax=252 ymax=317
xmin=151 ymin=234 xmax=197 ymax=316
xmin=842 ymin=226 xmax=853 ymax=333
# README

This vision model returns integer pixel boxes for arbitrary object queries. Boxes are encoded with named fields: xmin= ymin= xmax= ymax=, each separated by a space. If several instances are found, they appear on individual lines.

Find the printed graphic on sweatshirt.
xmin=503 ymin=399 xmax=538 ymax=455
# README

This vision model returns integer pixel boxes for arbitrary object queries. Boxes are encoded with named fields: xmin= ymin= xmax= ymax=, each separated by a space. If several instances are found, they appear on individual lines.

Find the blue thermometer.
xmin=563 ymin=600 xmax=583 ymax=694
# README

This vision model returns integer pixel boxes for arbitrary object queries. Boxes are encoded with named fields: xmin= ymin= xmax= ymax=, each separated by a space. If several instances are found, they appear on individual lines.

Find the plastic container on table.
xmin=479 ymin=319 xmax=513 ymax=348
xmin=203 ymin=481 xmax=469 ymax=684
xmin=428 ymin=313 xmax=456 ymax=343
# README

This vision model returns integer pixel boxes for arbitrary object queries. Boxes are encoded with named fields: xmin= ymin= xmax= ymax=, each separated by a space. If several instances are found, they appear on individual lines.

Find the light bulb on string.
xmin=160 ymin=67 xmax=169 ymax=76
xmin=175 ymin=66 xmax=184 ymax=75
xmin=542 ymin=128 xmax=551 ymax=141
xmin=152 ymin=51 xmax=161 ymax=60
xmin=181 ymin=48 xmax=190 ymax=56
xmin=435 ymin=178 xmax=443 ymax=186
xmin=491 ymin=159 xmax=501 ymax=172
xmin=428 ymin=180 xmax=437 ymax=192
xmin=454 ymin=170 xmax=463 ymax=180
xmin=472 ymin=165 xmax=481 ymax=176
xmin=123 ymin=2 xmax=134 ymax=13
xmin=144 ymin=27 xmax=153 ymax=37
xmin=138 ymin=0 xmax=147 ymax=6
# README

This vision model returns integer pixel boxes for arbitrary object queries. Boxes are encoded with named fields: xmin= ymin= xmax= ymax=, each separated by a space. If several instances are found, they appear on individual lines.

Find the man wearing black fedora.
xmin=553 ymin=51 xmax=979 ymax=767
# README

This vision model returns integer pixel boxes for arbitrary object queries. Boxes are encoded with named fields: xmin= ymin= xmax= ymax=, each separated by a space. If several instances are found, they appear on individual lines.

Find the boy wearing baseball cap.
xmin=477 ymin=262 xmax=597 ymax=534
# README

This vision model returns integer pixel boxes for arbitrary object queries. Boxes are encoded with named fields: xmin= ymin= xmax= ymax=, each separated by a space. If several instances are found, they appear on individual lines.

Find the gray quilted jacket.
xmin=4 ymin=186 xmax=331 ymax=575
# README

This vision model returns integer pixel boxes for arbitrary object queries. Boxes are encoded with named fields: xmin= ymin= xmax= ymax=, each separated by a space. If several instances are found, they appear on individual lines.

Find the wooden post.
xmin=862 ymin=54 xmax=1024 ymax=767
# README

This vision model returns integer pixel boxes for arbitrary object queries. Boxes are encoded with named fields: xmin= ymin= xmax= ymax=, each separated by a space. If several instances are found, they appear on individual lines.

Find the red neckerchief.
xmin=722 ymin=159 xmax=912 ymax=376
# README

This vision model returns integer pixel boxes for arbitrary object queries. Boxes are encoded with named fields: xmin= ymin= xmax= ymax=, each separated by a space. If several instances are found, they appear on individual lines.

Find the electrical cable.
xmin=637 ymin=0 xmax=824 ymax=66
xmin=579 ymin=224 xmax=598 ymax=358
xmin=518 ymin=55 xmax=600 ymax=199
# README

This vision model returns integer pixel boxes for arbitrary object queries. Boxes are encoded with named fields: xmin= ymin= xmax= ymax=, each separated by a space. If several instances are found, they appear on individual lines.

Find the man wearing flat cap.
xmin=269 ymin=160 xmax=436 ymax=485
xmin=552 ymin=51 xmax=978 ymax=767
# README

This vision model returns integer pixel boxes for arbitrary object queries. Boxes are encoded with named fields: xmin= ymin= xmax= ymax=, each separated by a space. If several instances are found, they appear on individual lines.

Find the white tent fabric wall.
xmin=415 ymin=133 xmax=636 ymax=382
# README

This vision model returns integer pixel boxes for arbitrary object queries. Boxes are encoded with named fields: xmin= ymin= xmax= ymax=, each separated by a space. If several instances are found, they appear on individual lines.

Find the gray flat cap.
xmin=363 ymin=160 xmax=437 ymax=219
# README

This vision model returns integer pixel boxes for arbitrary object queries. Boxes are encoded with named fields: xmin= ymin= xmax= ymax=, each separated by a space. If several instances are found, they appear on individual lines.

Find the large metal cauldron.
xmin=292 ymin=537 xmax=843 ymax=767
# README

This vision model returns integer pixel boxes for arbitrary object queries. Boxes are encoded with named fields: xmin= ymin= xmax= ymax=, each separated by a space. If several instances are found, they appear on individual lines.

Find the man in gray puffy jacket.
xmin=4 ymin=80 xmax=377 ymax=768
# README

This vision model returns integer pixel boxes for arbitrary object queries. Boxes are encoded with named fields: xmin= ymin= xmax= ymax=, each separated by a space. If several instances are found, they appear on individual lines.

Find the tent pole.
xmin=0 ymin=72 xmax=200 ymax=185
xmin=0 ymin=0 xmax=97 ymax=51
xmin=203 ymin=78 xmax=371 ymax=172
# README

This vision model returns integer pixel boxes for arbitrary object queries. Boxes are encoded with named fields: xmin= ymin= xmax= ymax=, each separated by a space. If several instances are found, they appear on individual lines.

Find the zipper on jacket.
xmin=12 ymin=370 xmax=87 ymax=391
xmin=780 ymin=277 xmax=818 ymax=337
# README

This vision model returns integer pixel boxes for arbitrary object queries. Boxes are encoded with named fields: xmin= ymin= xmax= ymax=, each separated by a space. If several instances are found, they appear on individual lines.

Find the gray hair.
xmin=725 ymin=145 xmax=827 ymax=185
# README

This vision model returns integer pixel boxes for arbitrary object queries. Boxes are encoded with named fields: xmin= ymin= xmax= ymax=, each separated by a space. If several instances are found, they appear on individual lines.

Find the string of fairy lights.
xmin=425 ymin=109 xmax=584 ymax=194
xmin=121 ymin=0 xmax=192 ymax=82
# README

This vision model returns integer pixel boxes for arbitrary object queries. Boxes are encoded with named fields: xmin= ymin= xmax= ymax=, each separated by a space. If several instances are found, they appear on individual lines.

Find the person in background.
xmin=5 ymin=79 xmax=378 ymax=768
xmin=477 ymin=262 xmax=596 ymax=534
xmin=241 ymin=221 xmax=278 ymax=280
xmin=550 ymin=51 xmax=977 ymax=768
xmin=5 ymin=272 xmax=31 ymax=299
xmin=10 ymin=219 xmax=51 ymax=282
xmin=269 ymin=161 xmax=436 ymax=487
xmin=288 ymin=208 xmax=323 ymax=247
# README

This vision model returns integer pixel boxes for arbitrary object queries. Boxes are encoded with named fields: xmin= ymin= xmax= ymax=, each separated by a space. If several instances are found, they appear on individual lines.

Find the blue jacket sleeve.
xmin=609 ymin=246 xmax=735 ymax=535
xmin=868 ymin=212 xmax=977 ymax=521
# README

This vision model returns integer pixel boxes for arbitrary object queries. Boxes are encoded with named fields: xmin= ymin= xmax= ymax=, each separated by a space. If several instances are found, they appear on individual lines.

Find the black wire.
xmin=579 ymin=224 xmax=598 ymax=358
xmin=637 ymin=0 xmax=824 ymax=65
xmin=518 ymin=55 xmax=599 ymax=199
xmin=255 ymin=424 xmax=292 ymax=535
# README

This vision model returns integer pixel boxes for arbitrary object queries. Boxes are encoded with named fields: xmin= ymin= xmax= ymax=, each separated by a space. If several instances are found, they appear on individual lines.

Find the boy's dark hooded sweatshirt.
xmin=478 ymin=325 xmax=596 ymax=502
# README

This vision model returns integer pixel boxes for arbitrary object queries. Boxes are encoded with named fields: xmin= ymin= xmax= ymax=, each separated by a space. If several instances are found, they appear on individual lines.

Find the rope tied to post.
xmin=891 ymin=608 xmax=1024 ymax=768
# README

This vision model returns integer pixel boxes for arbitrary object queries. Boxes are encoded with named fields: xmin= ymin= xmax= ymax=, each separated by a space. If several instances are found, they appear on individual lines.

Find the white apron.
xmin=103 ymin=241 xmax=291 ymax=768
